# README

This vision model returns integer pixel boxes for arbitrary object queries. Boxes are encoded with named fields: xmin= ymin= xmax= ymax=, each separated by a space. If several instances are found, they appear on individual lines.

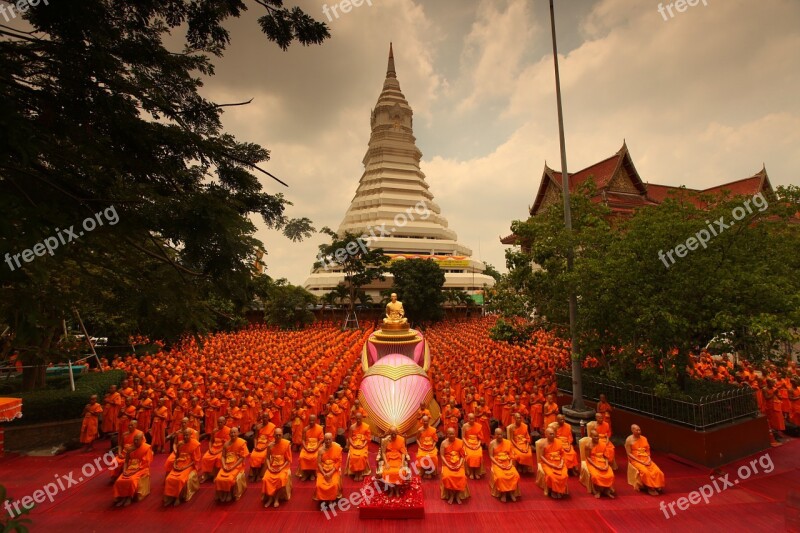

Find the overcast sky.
xmin=198 ymin=0 xmax=800 ymax=285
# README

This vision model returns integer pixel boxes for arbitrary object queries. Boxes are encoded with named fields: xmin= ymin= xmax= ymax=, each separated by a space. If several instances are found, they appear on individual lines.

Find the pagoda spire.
xmin=386 ymin=42 xmax=396 ymax=79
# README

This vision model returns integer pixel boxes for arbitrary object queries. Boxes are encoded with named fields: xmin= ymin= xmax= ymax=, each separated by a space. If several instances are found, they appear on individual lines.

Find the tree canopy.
xmin=388 ymin=258 xmax=446 ymax=325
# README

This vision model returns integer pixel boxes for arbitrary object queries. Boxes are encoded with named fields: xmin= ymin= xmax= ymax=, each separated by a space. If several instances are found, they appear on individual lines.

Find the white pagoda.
xmin=303 ymin=44 xmax=495 ymax=299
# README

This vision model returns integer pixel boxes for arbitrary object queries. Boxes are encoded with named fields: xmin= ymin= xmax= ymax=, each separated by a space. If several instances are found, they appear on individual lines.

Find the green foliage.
xmin=488 ymin=318 xmax=535 ymax=345
xmin=1 ymin=484 xmax=33 ymax=532
xmin=261 ymin=279 xmax=316 ymax=330
xmin=388 ymin=259 xmax=445 ymax=324
xmin=0 ymin=0 xmax=328 ymax=384
xmin=7 ymin=370 xmax=125 ymax=425
xmin=482 ymin=263 xmax=503 ymax=283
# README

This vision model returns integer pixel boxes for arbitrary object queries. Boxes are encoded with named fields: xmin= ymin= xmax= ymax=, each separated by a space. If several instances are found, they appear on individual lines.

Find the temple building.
xmin=501 ymin=141 xmax=777 ymax=246
xmin=304 ymin=44 xmax=495 ymax=300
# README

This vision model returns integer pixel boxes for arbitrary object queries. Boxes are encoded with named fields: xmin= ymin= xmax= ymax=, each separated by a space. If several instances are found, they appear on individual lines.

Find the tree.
xmin=483 ymin=263 xmax=503 ymax=283
xmin=314 ymin=228 xmax=388 ymax=327
xmin=262 ymin=280 xmax=316 ymax=330
xmin=0 ymin=1 xmax=329 ymax=388
xmin=389 ymin=259 xmax=445 ymax=324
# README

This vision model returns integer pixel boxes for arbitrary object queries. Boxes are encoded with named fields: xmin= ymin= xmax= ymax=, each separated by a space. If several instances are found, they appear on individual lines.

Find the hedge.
xmin=6 ymin=370 xmax=126 ymax=425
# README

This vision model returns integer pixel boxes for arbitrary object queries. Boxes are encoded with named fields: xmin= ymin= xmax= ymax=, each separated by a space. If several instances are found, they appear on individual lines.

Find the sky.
xmin=197 ymin=0 xmax=800 ymax=285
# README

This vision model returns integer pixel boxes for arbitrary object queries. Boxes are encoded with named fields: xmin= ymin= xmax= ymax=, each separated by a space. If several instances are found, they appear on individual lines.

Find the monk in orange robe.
xmin=102 ymin=385 xmax=122 ymax=434
xmin=488 ymin=428 xmax=520 ymax=502
xmin=345 ymin=412 xmax=371 ymax=481
xmin=543 ymin=394 xmax=559 ymax=427
xmin=597 ymin=394 xmax=613 ymax=425
xmin=440 ymin=428 xmax=469 ymax=505
xmin=416 ymin=416 xmax=439 ymax=479
xmin=110 ymin=421 xmax=143 ymax=479
xmin=461 ymin=413 xmax=485 ymax=479
xmin=151 ymin=398 xmax=169 ymax=453
xmin=540 ymin=427 xmax=569 ymax=499
xmin=214 ymin=427 xmax=249 ymax=502
xmin=379 ymin=427 xmax=410 ymax=497
xmin=200 ymin=416 xmax=230 ymax=482
xmin=113 ymin=433 xmax=152 ymax=507
xmin=80 ymin=395 xmax=103 ymax=449
xmin=584 ymin=429 xmax=616 ymax=499
xmin=297 ymin=414 xmax=324 ymax=481
xmin=625 ymin=424 xmax=665 ymax=496
xmin=530 ymin=386 xmax=545 ymax=434
xmin=554 ymin=415 xmax=579 ymax=475
xmin=507 ymin=413 xmax=535 ymax=473
xmin=165 ymin=418 xmax=197 ymax=472
xmin=163 ymin=428 xmax=201 ymax=507
xmin=790 ymin=378 xmax=800 ymax=426
xmin=314 ymin=433 xmax=343 ymax=507
xmin=136 ymin=393 xmax=153 ymax=434
xmin=262 ymin=428 xmax=293 ymax=508
xmin=248 ymin=414 xmax=276 ymax=481
xmin=290 ymin=400 xmax=309 ymax=452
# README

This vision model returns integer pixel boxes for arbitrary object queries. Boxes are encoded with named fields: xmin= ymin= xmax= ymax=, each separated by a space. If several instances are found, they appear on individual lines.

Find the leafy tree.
xmin=482 ymin=263 xmax=503 ymax=283
xmin=262 ymin=279 xmax=316 ymax=330
xmin=0 ymin=0 xmax=328 ymax=388
xmin=389 ymin=259 xmax=445 ymax=324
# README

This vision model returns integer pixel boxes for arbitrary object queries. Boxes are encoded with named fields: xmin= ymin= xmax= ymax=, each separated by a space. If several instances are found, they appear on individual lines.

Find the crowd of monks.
xmin=75 ymin=318 xmax=679 ymax=510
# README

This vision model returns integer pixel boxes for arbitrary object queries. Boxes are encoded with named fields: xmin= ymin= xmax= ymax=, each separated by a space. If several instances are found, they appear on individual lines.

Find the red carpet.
xmin=1 ymin=439 xmax=798 ymax=532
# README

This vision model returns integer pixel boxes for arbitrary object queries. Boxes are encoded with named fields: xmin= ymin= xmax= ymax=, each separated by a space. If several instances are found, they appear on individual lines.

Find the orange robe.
xmin=541 ymin=439 xmax=568 ymax=494
xmin=249 ymin=423 xmax=276 ymax=470
xmin=164 ymin=439 xmax=201 ymax=498
xmin=509 ymin=422 xmax=535 ymax=469
xmin=315 ymin=443 xmax=343 ymax=501
xmin=555 ymin=422 xmax=579 ymax=470
xmin=416 ymin=426 xmax=439 ymax=472
xmin=262 ymin=439 xmax=293 ymax=498
xmin=489 ymin=439 xmax=519 ymax=495
xmin=136 ymin=398 xmax=153 ymax=432
xmin=586 ymin=441 xmax=615 ymax=488
xmin=543 ymin=401 xmax=559 ymax=427
xmin=629 ymin=436 xmax=665 ymax=489
xmin=113 ymin=443 xmax=153 ymax=498
xmin=530 ymin=394 xmax=544 ymax=429
xmin=291 ymin=408 xmax=308 ymax=446
xmin=214 ymin=437 xmax=249 ymax=492
xmin=201 ymin=426 xmax=231 ymax=474
xmin=80 ymin=403 xmax=103 ymax=444
xmin=298 ymin=424 xmax=324 ymax=473
xmin=150 ymin=406 xmax=169 ymax=450
xmin=346 ymin=423 xmax=371 ymax=474
xmin=441 ymin=438 xmax=468 ymax=493
xmin=382 ymin=436 xmax=408 ymax=485
xmin=463 ymin=423 xmax=484 ymax=470
xmin=102 ymin=392 xmax=122 ymax=433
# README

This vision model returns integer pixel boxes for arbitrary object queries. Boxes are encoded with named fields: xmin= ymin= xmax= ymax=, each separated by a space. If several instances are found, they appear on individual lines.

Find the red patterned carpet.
xmin=1 ymin=439 xmax=799 ymax=532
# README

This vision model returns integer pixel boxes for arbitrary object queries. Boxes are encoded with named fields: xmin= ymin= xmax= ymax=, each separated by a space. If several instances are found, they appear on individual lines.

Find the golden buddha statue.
xmin=384 ymin=293 xmax=407 ymax=325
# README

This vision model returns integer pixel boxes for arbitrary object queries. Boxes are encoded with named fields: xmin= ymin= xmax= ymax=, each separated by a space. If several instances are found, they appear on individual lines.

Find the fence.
xmin=555 ymin=372 xmax=759 ymax=430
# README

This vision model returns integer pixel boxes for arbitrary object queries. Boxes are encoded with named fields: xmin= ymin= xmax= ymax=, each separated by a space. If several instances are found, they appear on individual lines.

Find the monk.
xmin=416 ymin=415 xmax=439 ymax=479
xmin=461 ymin=413 xmax=485 ymax=479
xmin=113 ymin=433 xmax=152 ymax=507
xmin=110 ymin=420 xmax=143 ymax=480
xmin=584 ymin=429 xmax=616 ymax=499
xmin=554 ymin=415 xmax=579 ymax=475
xmin=102 ymin=385 xmax=122 ymax=434
xmin=379 ymin=426 xmax=410 ymax=498
xmin=262 ymin=428 xmax=292 ymax=508
xmin=80 ymin=395 xmax=103 ymax=450
xmin=163 ymin=428 xmax=201 ymax=507
xmin=488 ymin=428 xmax=520 ymax=503
xmin=214 ymin=426 xmax=249 ymax=502
xmin=530 ymin=386 xmax=545 ymax=434
xmin=440 ymin=428 xmax=469 ymax=505
xmin=589 ymin=412 xmax=616 ymax=469
xmin=345 ymin=412 xmax=371 ymax=481
xmin=539 ymin=427 xmax=569 ymax=499
xmin=543 ymin=394 xmax=559 ymax=427
xmin=200 ymin=416 xmax=230 ymax=482
xmin=597 ymin=393 xmax=613 ymax=425
xmin=625 ymin=424 xmax=665 ymax=496
xmin=248 ymin=414 xmax=276 ymax=482
xmin=151 ymin=398 xmax=169 ymax=453
xmin=297 ymin=414 xmax=324 ymax=481
xmin=507 ymin=412 xmax=535 ymax=473
xmin=165 ymin=417 xmax=197 ymax=472
xmin=290 ymin=399 xmax=309 ymax=452
xmin=314 ymin=433 xmax=343 ymax=509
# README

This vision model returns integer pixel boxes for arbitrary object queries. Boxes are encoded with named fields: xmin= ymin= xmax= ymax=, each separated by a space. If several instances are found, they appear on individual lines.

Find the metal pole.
xmin=68 ymin=358 xmax=75 ymax=392
xmin=72 ymin=307 xmax=104 ymax=372
xmin=549 ymin=0 xmax=584 ymax=410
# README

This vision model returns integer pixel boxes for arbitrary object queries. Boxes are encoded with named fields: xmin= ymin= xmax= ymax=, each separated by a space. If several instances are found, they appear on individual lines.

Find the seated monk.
xmin=625 ymin=424 xmax=665 ymax=496
xmin=214 ymin=427 xmax=249 ymax=503
xmin=554 ymin=415 xmax=579 ymax=475
xmin=262 ymin=428 xmax=292 ymax=509
xmin=200 ymin=416 xmax=230 ymax=483
xmin=488 ymin=428 xmax=520 ymax=503
xmin=588 ymin=412 xmax=617 ymax=469
xmin=583 ymin=429 xmax=616 ymax=499
xmin=440 ymin=428 xmax=469 ymax=505
xmin=314 ymin=433 xmax=343 ymax=509
xmin=297 ymin=414 xmax=324 ymax=481
xmin=248 ymin=414 xmax=276 ymax=481
xmin=345 ymin=413 xmax=371 ymax=482
xmin=416 ymin=415 xmax=439 ymax=479
xmin=165 ymin=418 xmax=198 ymax=472
xmin=378 ymin=426 xmax=410 ymax=498
xmin=538 ymin=427 xmax=569 ymax=499
xmin=383 ymin=293 xmax=407 ymax=325
xmin=507 ymin=413 xmax=535 ymax=473
xmin=597 ymin=393 xmax=613 ymax=425
xmin=163 ymin=428 xmax=201 ymax=507
xmin=80 ymin=395 xmax=103 ymax=450
xmin=113 ymin=433 xmax=152 ymax=507
xmin=461 ymin=413 xmax=485 ymax=479
xmin=110 ymin=420 xmax=143 ymax=480
xmin=543 ymin=394 xmax=559 ymax=428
